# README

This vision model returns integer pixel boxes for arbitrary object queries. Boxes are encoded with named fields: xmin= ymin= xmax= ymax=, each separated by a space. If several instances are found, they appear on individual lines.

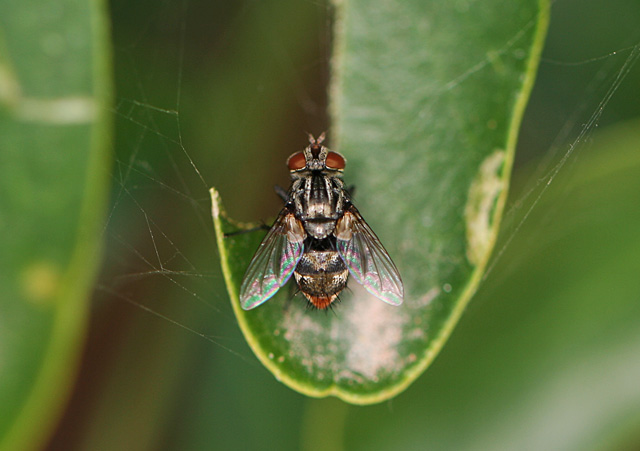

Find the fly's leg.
xmin=225 ymin=186 xmax=289 ymax=238
xmin=274 ymin=185 xmax=288 ymax=202
xmin=223 ymin=223 xmax=271 ymax=238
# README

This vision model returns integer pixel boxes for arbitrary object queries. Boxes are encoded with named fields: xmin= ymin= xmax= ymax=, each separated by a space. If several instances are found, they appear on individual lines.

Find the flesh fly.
xmin=239 ymin=134 xmax=403 ymax=310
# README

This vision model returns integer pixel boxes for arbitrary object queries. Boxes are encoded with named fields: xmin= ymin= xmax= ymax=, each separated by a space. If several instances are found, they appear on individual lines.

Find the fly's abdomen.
xmin=293 ymin=250 xmax=348 ymax=309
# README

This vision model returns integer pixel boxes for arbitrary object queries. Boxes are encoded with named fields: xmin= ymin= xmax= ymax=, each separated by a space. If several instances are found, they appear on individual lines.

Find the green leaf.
xmin=212 ymin=0 xmax=549 ymax=403
xmin=341 ymin=118 xmax=640 ymax=449
xmin=0 ymin=0 xmax=112 ymax=449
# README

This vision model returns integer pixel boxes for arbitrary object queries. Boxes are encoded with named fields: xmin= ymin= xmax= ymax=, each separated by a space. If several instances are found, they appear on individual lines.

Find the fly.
xmin=239 ymin=133 xmax=404 ymax=310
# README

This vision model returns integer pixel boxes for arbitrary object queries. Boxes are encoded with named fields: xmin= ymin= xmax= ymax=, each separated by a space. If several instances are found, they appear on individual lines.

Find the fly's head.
xmin=286 ymin=133 xmax=346 ymax=178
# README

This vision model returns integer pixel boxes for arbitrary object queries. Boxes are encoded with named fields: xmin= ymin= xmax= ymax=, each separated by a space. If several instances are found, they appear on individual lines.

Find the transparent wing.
xmin=336 ymin=206 xmax=404 ymax=305
xmin=239 ymin=210 xmax=305 ymax=310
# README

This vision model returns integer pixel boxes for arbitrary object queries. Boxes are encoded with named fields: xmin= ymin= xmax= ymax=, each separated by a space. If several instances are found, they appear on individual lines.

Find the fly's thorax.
xmin=288 ymin=171 xmax=348 ymax=240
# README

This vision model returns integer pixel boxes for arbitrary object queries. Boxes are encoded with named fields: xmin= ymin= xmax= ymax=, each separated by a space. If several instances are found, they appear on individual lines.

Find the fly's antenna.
xmin=306 ymin=132 xmax=326 ymax=146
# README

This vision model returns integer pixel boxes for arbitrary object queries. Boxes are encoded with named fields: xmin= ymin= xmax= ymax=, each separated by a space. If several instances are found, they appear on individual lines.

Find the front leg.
xmin=274 ymin=185 xmax=288 ymax=202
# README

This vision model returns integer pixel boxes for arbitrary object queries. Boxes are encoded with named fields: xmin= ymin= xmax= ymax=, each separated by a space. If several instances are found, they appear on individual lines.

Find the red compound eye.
xmin=287 ymin=151 xmax=306 ymax=170
xmin=325 ymin=151 xmax=346 ymax=170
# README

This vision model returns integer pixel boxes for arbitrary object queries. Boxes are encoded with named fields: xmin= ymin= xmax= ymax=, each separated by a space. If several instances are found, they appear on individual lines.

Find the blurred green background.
xmin=8 ymin=0 xmax=638 ymax=449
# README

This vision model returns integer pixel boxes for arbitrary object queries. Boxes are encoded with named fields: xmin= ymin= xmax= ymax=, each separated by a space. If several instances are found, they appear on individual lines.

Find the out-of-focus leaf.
xmin=0 ymin=1 xmax=112 ymax=449
xmin=213 ymin=0 xmax=549 ymax=403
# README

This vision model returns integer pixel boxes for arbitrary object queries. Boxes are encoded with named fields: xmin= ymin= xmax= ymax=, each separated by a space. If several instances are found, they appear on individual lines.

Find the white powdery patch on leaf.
xmin=464 ymin=150 xmax=506 ymax=266
xmin=340 ymin=284 xmax=407 ymax=382
xmin=279 ymin=282 xmax=410 ymax=385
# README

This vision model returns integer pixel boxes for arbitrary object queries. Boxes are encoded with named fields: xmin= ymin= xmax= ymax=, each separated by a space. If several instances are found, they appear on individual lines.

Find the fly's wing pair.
xmin=239 ymin=205 xmax=403 ymax=310
xmin=335 ymin=206 xmax=404 ymax=306
xmin=239 ymin=209 xmax=305 ymax=310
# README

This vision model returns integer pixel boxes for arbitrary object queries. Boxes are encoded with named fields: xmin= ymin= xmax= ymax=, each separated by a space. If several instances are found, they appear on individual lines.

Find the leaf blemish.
xmin=464 ymin=150 xmax=506 ymax=266
xmin=414 ymin=287 xmax=440 ymax=308
xmin=279 ymin=283 xmax=408 ymax=383
xmin=20 ymin=261 xmax=61 ymax=305
xmin=0 ymin=55 xmax=95 ymax=124
xmin=342 ymin=284 xmax=406 ymax=379
xmin=14 ymin=96 xmax=96 ymax=124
